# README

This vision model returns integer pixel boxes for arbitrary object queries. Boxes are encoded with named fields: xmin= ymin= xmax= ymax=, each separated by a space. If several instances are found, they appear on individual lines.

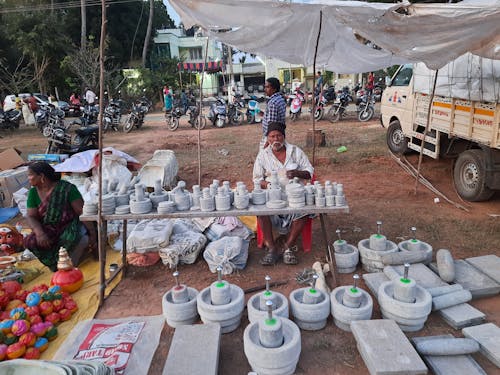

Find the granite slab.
xmin=462 ymin=323 xmax=500 ymax=368
xmin=465 ymin=255 xmax=500 ymax=284
xmin=351 ymin=319 xmax=427 ymax=375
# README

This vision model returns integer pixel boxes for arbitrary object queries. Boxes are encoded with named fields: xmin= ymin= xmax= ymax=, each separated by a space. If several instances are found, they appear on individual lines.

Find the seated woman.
xmin=253 ymin=122 xmax=314 ymax=266
xmin=24 ymin=162 xmax=97 ymax=271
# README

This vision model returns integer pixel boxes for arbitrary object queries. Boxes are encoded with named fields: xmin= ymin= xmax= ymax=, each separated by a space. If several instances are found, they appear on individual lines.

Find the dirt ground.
xmin=1 ymin=111 xmax=499 ymax=374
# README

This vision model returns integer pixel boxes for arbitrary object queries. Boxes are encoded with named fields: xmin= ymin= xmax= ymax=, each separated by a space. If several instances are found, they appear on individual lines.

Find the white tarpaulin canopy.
xmin=169 ymin=0 xmax=500 ymax=73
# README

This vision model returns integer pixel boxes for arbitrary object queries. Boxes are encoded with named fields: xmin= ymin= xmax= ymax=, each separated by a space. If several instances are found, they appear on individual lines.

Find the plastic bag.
xmin=127 ymin=219 xmax=174 ymax=253
xmin=203 ymin=236 xmax=249 ymax=275
xmin=158 ymin=230 xmax=207 ymax=268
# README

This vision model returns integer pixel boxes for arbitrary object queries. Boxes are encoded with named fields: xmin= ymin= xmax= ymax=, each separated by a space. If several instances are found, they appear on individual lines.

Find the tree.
xmin=142 ymin=0 xmax=154 ymax=67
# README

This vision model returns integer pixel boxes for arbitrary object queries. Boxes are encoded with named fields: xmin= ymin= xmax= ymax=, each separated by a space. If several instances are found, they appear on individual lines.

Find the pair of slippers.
xmin=260 ymin=247 xmax=298 ymax=266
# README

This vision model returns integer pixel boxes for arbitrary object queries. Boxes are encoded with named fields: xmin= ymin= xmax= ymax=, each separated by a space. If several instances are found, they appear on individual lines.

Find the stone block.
xmin=387 ymin=264 xmax=447 ymax=289
xmin=465 ymin=255 xmax=500 ymax=284
xmin=439 ymin=303 xmax=486 ymax=329
xmin=362 ymin=272 xmax=389 ymax=298
xmin=429 ymin=260 xmax=500 ymax=298
xmin=412 ymin=334 xmax=486 ymax=375
xmin=163 ymin=323 xmax=221 ymax=375
xmin=351 ymin=319 xmax=427 ymax=375
xmin=462 ymin=323 xmax=500 ymax=368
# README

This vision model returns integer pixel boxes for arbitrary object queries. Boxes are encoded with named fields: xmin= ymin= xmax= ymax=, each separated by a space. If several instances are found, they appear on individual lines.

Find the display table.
xmin=81 ymin=203 xmax=349 ymax=306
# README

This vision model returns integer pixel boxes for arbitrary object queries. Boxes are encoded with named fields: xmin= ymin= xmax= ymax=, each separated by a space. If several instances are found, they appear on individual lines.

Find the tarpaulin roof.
xmin=170 ymin=0 xmax=500 ymax=73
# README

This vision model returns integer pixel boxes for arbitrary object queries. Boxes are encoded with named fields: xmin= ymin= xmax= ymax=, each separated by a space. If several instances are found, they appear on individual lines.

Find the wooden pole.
xmin=198 ymin=37 xmax=210 ymax=185
xmin=312 ymin=10 xmax=323 ymax=167
xmin=97 ymin=0 xmax=107 ymax=307
xmin=414 ymin=69 xmax=439 ymax=194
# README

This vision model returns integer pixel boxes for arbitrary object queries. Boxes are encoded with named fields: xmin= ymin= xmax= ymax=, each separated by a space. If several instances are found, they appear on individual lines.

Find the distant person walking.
xmin=261 ymin=77 xmax=286 ymax=148
xmin=85 ymin=87 xmax=96 ymax=105
xmin=164 ymin=88 xmax=173 ymax=113
xmin=366 ymin=72 xmax=374 ymax=96
xmin=315 ymin=71 xmax=323 ymax=95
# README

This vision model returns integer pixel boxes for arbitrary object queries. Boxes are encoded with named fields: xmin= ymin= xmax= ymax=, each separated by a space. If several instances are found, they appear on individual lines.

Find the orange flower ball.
xmin=29 ymin=315 xmax=43 ymax=325
xmin=23 ymin=346 xmax=40 ymax=359
xmin=39 ymin=301 xmax=53 ymax=316
xmin=5 ymin=299 xmax=24 ymax=311
xmin=6 ymin=342 xmax=26 ymax=359
xmin=19 ymin=331 xmax=37 ymax=347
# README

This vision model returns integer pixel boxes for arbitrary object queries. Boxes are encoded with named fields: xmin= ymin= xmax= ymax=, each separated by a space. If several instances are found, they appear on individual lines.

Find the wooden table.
xmin=81 ymin=204 xmax=349 ymax=306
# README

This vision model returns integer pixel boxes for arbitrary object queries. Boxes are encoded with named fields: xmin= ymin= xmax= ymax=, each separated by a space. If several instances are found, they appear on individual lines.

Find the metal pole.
xmin=414 ymin=69 xmax=439 ymax=194
xmin=97 ymin=0 xmax=107 ymax=307
xmin=311 ymin=10 xmax=323 ymax=167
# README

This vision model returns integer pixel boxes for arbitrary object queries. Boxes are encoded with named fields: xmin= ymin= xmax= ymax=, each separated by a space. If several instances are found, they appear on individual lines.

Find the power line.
xmin=0 ymin=0 xmax=141 ymax=14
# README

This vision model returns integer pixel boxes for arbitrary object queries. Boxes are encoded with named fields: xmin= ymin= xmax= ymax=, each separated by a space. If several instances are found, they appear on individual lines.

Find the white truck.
xmin=380 ymin=54 xmax=500 ymax=201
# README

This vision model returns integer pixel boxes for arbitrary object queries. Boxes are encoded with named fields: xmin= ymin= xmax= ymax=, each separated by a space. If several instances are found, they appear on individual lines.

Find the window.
xmin=392 ymin=64 xmax=413 ymax=86
xmin=156 ymin=43 xmax=171 ymax=58
xmin=189 ymin=47 xmax=203 ymax=60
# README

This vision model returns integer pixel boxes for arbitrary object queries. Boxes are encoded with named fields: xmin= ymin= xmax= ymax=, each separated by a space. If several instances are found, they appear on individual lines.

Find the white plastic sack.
xmin=158 ymin=230 xmax=207 ymax=268
xmin=127 ymin=219 xmax=174 ymax=253
xmin=203 ymin=236 xmax=249 ymax=275
xmin=12 ymin=187 xmax=28 ymax=217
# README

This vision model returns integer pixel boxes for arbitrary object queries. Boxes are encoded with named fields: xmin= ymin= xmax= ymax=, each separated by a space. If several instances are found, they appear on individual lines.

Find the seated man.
xmin=253 ymin=122 xmax=314 ymax=265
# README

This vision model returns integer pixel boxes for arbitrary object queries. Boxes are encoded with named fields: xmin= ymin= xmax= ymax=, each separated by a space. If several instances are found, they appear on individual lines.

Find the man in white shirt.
xmin=85 ymin=87 xmax=96 ymax=105
xmin=253 ymin=122 xmax=314 ymax=266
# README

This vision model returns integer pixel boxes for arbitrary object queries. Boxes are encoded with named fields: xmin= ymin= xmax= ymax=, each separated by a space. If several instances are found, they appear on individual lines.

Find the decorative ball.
xmin=39 ymin=301 xmax=53 ymax=316
xmin=4 ymin=333 xmax=18 ymax=345
xmin=45 ymin=312 xmax=60 ymax=325
xmin=6 ymin=342 xmax=26 ymax=359
xmin=64 ymin=299 xmax=78 ymax=313
xmin=0 ymin=311 xmax=9 ymax=321
xmin=19 ymin=331 xmax=37 ymax=347
xmin=25 ymin=306 xmax=40 ymax=317
xmin=52 ymin=299 xmax=64 ymax=312
xmin=51 ymin=267 xmax=84 ymax=293
xmin=0 ymin=319 xmax=14 ymax=334
xmin=30 ymin=322 xmax=48 ymax=337
xmin=58 ymin=309 xmax=72 ymax=322
xmin=30 ymin=284 xmax=49 ymax=293
xmin=44 ymin=325 xmax=58 ymax=341
xmin=11 ymin=320 xmax=30 ymax=336
xmin=14 ymin=290 xmax=28 ymax=302
xmin=0 ymin=344 xmax=7 ymax=360
xmin=28 ymin=315 xmax=43 ymax=325
xmin=6 ymin=299 xmax=24 ymax=311
xmin=1 ymin=281 xmax=22 ymax=298
xmin=25 ymin=292 xmax=41 ymax=307
xmin=10 ymin=308 xmax=27 ymax=321
xmin=34 ymin=337 xmax=48 ymax=352
xmin=48 ymin=285 xmax=61 ymax=294
xmin=41 ymin=291 xmax=55 ymax=302
xmin=23 ymin=346 xmax=40 ymax=359
xmin=0 ymin=290 xmax=9 ymax=309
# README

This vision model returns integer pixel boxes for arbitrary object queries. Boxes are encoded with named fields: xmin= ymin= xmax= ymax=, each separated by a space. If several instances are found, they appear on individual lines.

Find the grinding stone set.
xmin=82 ymin=175 xmax=348 ymax=216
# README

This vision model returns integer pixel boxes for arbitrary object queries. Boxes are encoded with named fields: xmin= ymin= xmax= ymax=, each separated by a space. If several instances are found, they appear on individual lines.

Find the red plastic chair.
xmin=256 ymin=174 xmax=315 ymax=253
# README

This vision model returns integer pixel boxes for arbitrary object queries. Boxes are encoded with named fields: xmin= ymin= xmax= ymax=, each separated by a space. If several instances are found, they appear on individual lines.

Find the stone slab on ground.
xmin=429 ymin=260 xmax=500 ymax=298
xmin=439 ymin=303 xmax=486 ymax=329
xmin=462 ymin=323 xmax=500 ymax=368
xmin=387 ymin=263 xmax=448 ymax=289
xmin=163 ymin=323 xmax=221 ymax=375
xmin=362 ymin=272 xmax=389 ymax=298
xmin=363 ymin=270 xmax=485 ymax=329
xmin=465 ymin=255 xmax=500 ymax=284
xmin=412 ymin=334 xmax=486 ymax=375
xmin=351 ymin=319 xmax=428 ymax=375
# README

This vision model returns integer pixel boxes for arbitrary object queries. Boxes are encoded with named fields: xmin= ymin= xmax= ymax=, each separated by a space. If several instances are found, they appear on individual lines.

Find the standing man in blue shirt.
xmin=261 ymin=77 xmax=286 ymax=148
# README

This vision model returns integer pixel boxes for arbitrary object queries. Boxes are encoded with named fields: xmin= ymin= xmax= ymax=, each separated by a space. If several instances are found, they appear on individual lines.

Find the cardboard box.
xmin=0 ymin=166 xmax=29 ymax=208
xmin=0 ymin=148 xmax=25 ymax=171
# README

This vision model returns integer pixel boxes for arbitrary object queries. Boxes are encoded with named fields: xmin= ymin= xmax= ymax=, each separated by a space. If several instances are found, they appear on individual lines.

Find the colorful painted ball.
xmin=6 ymin=299 xmax=24 ymax=311
xmin=25 ymin=306 xmax=40 ymax=317
xmin=28 ymin=314 xmax=43 ymax=325
xmin=30 ymin=284 xmax=49 ymax=293
xmin=0 ymin=331 xmax=5 ymax=343
xmin=34 ymin=337 xmax=48 ymax=352
xmin=52 ymin=299 xmax=64 ymax=312
xmin=9 ymin=307 xmax=27 ymax=321
xmin=48 ymin=285 xmax=61 ymax=294
xmin=44 ymin=325 xmax=58 ymax=341
xmin=23 ymin=346 xmax=40 ymax=359
xmin=4 ymin=333 xmax=18 ymax=345
xmin=14 ymin=290 xmax=29 ymax=302
xmin=58 ymin=309 xmax=72 ymax=322
xmin=41 ymin=291 xmax=55 ymax=302
xmin=0 ymin=319 xmax=14 ymax=334
xmin=0 ymin=344 xmax=7 ymax=360
xmin=0 ymin=311 xmax=9 ymax=321
xmin=39 ymin=301 xmax=53 ymax=316
xmin=45 ymin=312 xmax=60 ymax=325
xmin=19 ymin=331 xmax=36 ymax=347
xmin=30 ymin=322 xmax=48 ymax=337
xmin=25 ymin=292 xmax=41 ymax=307
xmin=64 ymin=299 xmax=78 ymax=313
xmin=11 ymin=320 xmax=30 ymax=336
xmin=6 ymin=342 xmax=26 ymax=359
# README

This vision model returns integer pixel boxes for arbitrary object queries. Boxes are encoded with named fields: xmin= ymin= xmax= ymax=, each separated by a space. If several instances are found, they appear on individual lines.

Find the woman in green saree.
xmin=24 ymin=162 xmax=97 ymax=271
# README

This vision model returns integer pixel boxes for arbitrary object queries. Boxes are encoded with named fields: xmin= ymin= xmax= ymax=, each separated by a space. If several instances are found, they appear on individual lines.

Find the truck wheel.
xmin=386 ymin=120 xmax=408 ymax=154
xmin=453 ymin=149 xmax=494 ymax=201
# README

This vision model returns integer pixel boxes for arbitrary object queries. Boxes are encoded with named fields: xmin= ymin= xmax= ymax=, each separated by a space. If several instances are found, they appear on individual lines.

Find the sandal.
xmin=283 ymin=246 xmax=299 ymax=265
xmin=260 ymin=249 xmax=281 ymax=266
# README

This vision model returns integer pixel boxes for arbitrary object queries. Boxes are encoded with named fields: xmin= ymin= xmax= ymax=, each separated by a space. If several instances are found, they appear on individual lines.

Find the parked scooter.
xmin=0 ymin=108 xmax=21 ymax=130
xmin=246 ymin=100 xmax=262 ymax=124
xmin=102 ymin=99 xmax=122 ymax=132
xmin=45 ymin=124 xmax=99 ymax=155
xmin=207 ymin=97 xmax=227 ymax=128
xmin=289 ymin=87 xmax=305 ymax=121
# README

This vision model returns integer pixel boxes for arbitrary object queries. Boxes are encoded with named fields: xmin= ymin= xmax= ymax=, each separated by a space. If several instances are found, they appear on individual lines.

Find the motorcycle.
xmin=67 ymin=104 xmax=82 ymax=118
xmin=313 ymin=85 xmax=336 ymax=121
xmin=327 ymin=86 xmax=353 ymax=123
xmin=69 ymin=104 xmax=99 ymax=128
xmin=356 ymin=92 xmax=375 ymax=122
xmin=45 ymin=124 xmax=99 ymax=155
xmin=36 ymin=105 xmax=65 ymax=135
xmin=227 ymin=95 xmax=245 ymax=125
xmin=246 ymin=100 xmax=262 ymax=124
xmin=102 ymin=99 xmax=122 ymax=132
xmin=207 ymin=97 xmax=227 ymax=128
xmin=165 ymin=104 xmax=183 ymax=131
xmin=0 ymin=108 xmax=21 ymax=130
xmin=123 ymin=99 xmax=148 ymax=133
xmin=165 ymin=99 xmax=206 ymax=131
xmin=289 ymin=88 xmax=305 ymax=121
